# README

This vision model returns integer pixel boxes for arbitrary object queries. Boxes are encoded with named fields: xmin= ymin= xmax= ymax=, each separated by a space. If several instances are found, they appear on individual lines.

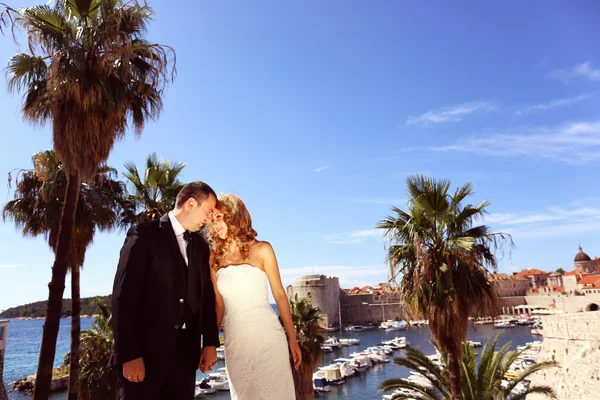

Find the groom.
xmin=112 ymin=181 xmax=220 ymax=399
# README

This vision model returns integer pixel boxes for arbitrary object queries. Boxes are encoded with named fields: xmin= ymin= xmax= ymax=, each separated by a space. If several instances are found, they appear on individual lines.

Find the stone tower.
xmin=574 ymin=245 xmax=593 ymax=272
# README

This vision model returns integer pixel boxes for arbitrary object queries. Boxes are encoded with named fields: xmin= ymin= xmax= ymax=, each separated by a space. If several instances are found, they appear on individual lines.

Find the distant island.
xmin=0 ymin=295 xmax=111 ymax=319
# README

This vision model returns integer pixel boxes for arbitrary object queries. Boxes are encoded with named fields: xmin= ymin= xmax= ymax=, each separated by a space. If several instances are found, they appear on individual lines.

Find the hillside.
xmin=0 ymin=295 xmax=111 ymax=319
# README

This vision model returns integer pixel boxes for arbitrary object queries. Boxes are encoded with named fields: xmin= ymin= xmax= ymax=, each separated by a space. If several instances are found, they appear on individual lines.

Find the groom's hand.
xmin=199 ymin=346 xmax=217 ymax=373
xmin=123 ymin=357 xmax=145 ymax=383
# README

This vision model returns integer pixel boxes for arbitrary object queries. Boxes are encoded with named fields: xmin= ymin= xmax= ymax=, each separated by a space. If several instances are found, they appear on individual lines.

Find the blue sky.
xmin=1 ymin=0 xmax=600 ymax=310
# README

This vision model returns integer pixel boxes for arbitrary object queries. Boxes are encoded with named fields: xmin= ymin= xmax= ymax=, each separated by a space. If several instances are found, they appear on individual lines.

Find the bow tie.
xmin=183 ymin=231 xmax=193 ymax=242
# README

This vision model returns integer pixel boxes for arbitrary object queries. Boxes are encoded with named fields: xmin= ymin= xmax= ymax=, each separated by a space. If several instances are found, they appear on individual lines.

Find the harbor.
xmin=3 ymin=318 xmax=537 ymax=400
xmin=195 ymin=323 xmax=537 ymax=399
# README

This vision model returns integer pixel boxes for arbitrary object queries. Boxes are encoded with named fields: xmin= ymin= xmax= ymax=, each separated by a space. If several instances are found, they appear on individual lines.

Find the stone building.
xmin=340 ymin=284 xmax=405 ymax=325
xmin=287 ymin=276 xmax=406 ymax=329
xmin=515 ymin=268 xmax=549 ymax=288
xmin=491 ymin=273 xmax=529 ymax=296
xmin=286 ymin=275 xmax=340 ymax=330
xmin=573 ymin=245 xmax=600 ymax=272
xmin=0 ymin=320 xmax=9 ymax=400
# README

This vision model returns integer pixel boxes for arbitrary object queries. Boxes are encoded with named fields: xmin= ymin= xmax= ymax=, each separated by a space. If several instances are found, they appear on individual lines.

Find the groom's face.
xmin=189 ymin=194 xmax=217 ymax=231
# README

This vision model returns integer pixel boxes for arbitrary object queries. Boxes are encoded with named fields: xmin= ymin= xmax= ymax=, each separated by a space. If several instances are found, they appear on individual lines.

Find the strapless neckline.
xmin=216 ymin=263 xmax=266 ymax=275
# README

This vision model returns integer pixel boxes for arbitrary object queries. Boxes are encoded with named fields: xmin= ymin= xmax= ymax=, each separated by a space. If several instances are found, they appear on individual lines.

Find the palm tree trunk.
xmin=293 ymin=364 xmax=315 ymax=400
xmin=447 ymin=343 xmax=463 ymax=400
xmin=33 ymin=172 xmax=81 ymax=400
xmin=67 ymin=264 xmax=81 ymax=400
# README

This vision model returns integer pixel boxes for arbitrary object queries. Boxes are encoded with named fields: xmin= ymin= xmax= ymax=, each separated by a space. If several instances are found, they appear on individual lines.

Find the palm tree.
xmin=380 ymin=336 xmax=557 ymax=400
xmin=78 ymin=299 xmax=119 ymax=400
xmin=281 ymin=294 xmax=324 ymax=400
xmin=2 ymin=150 xmax=124 ymax=399
xmin=0 ymin=1 xmax=174 ymax=397
xmin=119 ymin=153 xmax=185 ymax=225
xmin=377 ymin=175 xmax=511 ymax=400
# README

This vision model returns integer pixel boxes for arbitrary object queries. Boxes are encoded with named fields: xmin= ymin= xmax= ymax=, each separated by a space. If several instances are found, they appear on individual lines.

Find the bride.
xmin=207 ymin=193 xmax=300 ymax=399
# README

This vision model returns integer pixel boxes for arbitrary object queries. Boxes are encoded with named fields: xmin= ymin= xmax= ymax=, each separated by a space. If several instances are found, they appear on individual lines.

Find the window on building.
xmin=0 ymin=326 xmax=4 ymax=341
xmin=308 ymin=292 xmax=311 ymax=298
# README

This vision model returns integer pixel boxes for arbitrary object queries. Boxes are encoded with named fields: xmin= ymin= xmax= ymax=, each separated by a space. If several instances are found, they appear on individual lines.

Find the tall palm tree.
xmin=78 ymin=299 xmax=119 ymax=400
xmin=119 ymin=152 xmax=185 ymax=225
xmin=377 ymin=175 xmax=511 ymax=400
xmin=380 ymin=336 xmax=557 ymax=400
xmin=2 ymin=150 xmax=124 ymax=399
xmin=0 ymin=1 xmax=174 ymax=397
xmin=281 ymin=294 xmax=324 ymax=400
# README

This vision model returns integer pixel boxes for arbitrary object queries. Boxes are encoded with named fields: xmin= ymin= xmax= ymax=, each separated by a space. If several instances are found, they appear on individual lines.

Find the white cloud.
xmin=488 ymin=207 xmax=600 ymax=227
xmin=432 ymin=121 xmax=600 ymax=164
xmin=406 ymin=101 xmax=496 ymax=126
xmin=548 ymin=62 xmax=600 ymax=83
xmin=487 ymin=205 xmax=600 ymax=240
xmin=314 ymin=166 xmax=329 ymax=173
xmin=324 ymin=229 xmax=381 ymax=244
xmin=515 ymin=93 xmax=593 ymax=115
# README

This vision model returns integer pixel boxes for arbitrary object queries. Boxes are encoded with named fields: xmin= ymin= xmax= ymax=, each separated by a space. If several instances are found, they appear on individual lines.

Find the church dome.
xmin=575 ymin=245 xmax=592 ymax=262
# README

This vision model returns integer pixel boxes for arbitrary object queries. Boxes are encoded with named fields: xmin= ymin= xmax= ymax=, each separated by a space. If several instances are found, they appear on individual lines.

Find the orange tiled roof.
xmin=491 ymin=273 xmax=528 ymax=281
xmin=527 ymin=285 xmax=564 ymax=293
xmin=563 ymin=270 xmax=592 ymax=277
xmin=516 ymin=269 xmax=548 ymax=277
xmin=577 ymin=275 xmax=600 ymax=286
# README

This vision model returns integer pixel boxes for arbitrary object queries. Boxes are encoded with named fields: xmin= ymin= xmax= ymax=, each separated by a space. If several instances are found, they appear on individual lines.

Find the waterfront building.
xmin=286 ymin=275 xmax=341 ymax=330
xmin=286 ymin=276 xmax=405 ymax=329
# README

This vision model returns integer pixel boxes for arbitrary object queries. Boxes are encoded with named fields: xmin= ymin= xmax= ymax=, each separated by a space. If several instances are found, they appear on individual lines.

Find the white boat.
xmin=324 ymin=337 xmax=344 ymax=349
xmin=379 ymin=320 xmax=408 ymax=331
xmin=207 ymin=368 xmax=230 ymax=391
xmin=465 ymin=340 xmax=482 ymax=347
xmin=381 ymin=340 xmax=401 ymax=350
xmin=312 ymin=373 xmax=331 ymax=392
xmin=365 ymin=347 xmax=390 ymax=363
xmin=339 ymin=338 xmax=361 ymax=346
xmin=391 ymin=336 xmax=409 ymax=348
xmin=379 ymin=345 xmax=394 ymax=355
xmin=331 ymin=358 xmax=356 ymax=378
xmin=195 ymin=378 xmax=217 ymax=396
xmin=321 ymin=345 xmax=333 ymax=352
xmin=320 ymin=365 xmax=346 ymax=385
xmin=382 ymin=387 xmax=419 ymax=399
xmin=407 ymin=371 xmax=433 ymax=388
xmin=344 ymin=324 xmax=367 ymax=331
xmin=216 ymin=345 xmax=225 ymax=360
xmin=494 ymin=320 xmax=516 ymax=328
xmin=351 ymin=354 xmax=373 ymax=371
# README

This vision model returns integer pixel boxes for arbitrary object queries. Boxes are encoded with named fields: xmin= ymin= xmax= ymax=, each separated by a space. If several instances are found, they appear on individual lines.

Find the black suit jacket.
xmin=111 ymin=214 xmax=220 ymax=371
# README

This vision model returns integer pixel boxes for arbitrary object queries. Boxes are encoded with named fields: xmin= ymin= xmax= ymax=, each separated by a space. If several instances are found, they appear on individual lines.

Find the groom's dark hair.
xmin=176 ymin=181 xmax=216 ymax=208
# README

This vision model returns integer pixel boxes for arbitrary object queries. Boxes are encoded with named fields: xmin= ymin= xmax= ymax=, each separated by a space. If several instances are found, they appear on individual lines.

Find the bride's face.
xmin=212 ymin=211 xmax=228 ymax=239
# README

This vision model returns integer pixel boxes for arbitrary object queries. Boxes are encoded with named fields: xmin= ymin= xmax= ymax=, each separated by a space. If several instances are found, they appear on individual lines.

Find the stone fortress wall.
xmin=528 ymin=311 xmax=600 ymax=400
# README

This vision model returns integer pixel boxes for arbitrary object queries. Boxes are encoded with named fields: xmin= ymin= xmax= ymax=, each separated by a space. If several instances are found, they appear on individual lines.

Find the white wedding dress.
xmin=216 ymin=264 xmax=296 ymax=399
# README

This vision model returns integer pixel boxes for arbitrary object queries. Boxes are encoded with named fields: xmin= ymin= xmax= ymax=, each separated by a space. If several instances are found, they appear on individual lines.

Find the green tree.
xmin=380 ymin=336 xmax=557 ymax=400
xmin=556 ymin=268 xmax=566 ymax=275
xmin=78 ymin=299 xmax=119 ymax=400
xmin=2 ymin=150 xmax=123 ymax=399
xmin=377 ymin=176 xmax=511 ymax=400
xmin=0 ymin=1 xmax=174 ymax=397
xmin=280 ymin=295 xmax=324 ymax=400
xmin=119 ymin=153 xmax=185 ymax=225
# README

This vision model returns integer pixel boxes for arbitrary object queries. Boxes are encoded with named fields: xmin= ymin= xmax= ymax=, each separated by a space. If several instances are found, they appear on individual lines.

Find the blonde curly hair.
xmin=208 ymin=194 xmax=258 ymax=270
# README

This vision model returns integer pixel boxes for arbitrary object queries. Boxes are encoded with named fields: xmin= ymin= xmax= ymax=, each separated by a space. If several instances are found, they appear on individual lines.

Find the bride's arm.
xmin=260 ymin=242 xmax=297 ymax=344
xmin=209 ymin=254 xmax=225 ymax=330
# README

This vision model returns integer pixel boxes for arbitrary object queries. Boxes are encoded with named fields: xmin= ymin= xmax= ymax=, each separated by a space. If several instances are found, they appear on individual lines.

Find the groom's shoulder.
xmin=126 ymin=220 xmax=160 ymax=237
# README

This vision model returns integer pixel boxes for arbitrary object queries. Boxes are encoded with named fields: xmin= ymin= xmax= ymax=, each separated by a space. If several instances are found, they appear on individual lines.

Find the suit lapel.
xmin=159 ymin=214 xmax=187 ymax=282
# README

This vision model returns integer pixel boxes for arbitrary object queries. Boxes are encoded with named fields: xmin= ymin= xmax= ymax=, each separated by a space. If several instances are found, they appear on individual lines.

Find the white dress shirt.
xmin=169 ymin=211 xmax=188 ymax=265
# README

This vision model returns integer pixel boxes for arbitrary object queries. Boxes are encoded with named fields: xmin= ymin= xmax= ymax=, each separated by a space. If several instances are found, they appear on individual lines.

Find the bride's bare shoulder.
xmin=250 ymin=241 xmax=275 ymax=257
